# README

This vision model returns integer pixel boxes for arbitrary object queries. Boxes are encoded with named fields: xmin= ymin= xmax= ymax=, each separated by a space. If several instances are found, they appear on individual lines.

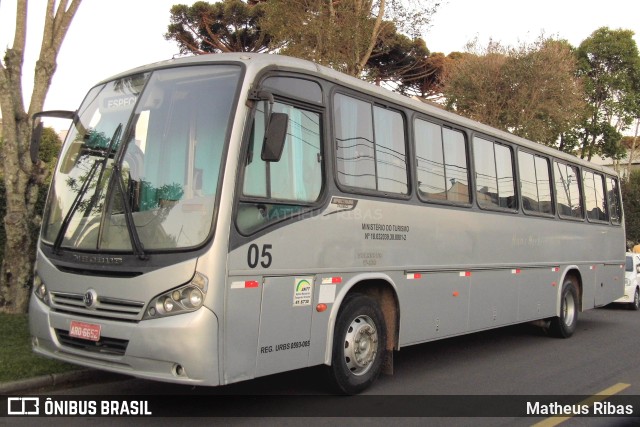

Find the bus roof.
xmin=101 ymin=52 xmax=618 ymax=177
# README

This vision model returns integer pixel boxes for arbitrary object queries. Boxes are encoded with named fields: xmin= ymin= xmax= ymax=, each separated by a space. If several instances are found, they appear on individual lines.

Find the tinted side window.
xmin=443 ymin=128 xmax=470 ymax=203
xmin=262 ymin=77 xmax=322 ymax=104
xmin=607 ymin=176 xmax=622 ymax=224
xmin=495 ymin=144 xmax=515 ymax=208
xmin=374 ymin=107 xmax=408 ymax=194
xmin=415 ymin=118 xmax=469 ymax=203
xmin=518 ymin=151 xmax=553 ymax=215
xmin=415 ymin=119 xmax=445 ymax=198
xmin=335 ymin=95 xmax=375 ymax=190
xmin=473 ymin=137 xmax=516 ymax=210
xmin=535 ymin=156 xmax=553 ymax=214
xmin=334 ymin=93 xmax=408 ymax=194
xmin=555 ymin=162 xmax=583 ymax=219
xmin=583 ymin=171 xmax=608 ymax=222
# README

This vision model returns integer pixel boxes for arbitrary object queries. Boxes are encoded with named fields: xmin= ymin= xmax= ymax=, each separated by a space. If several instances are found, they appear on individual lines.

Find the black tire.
xmin=328 ymin=294 xmax=387 ymax=395
xmin=630 ymin=287 xmax=640 ymax=311
xmin=549 ymin=277 xmax=579 ymax=338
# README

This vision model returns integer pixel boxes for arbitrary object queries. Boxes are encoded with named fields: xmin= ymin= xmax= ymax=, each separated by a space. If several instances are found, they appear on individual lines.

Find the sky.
xmin=0 ymin=0 xmax=639 ymax=129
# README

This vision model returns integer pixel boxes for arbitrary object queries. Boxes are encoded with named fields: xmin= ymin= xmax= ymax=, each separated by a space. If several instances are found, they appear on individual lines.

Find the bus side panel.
xmin=588 ymin=263 xmax=604 ymax=307
xmin=469 ymin=270 xmax=518 ymax=331
xmin=308 ymin=275 xmax=338 ymax=366
xmin=224 ymin=276 xmax=262 ymax=384
xmin=557 ymin=262 xmax=624 ymax=312
xmin=595 ymin=263 xmax=625 ymax=307
xmin=517 ymin=268 xmax=557 ymax=321
xmin=255 ymin=276 xmax=313 ymax=377
xmin=398 ymin=271 xmax=470 ymax=345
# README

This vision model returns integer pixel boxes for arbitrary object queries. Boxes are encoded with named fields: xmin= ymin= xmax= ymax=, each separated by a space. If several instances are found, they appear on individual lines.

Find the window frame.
xmin=331 ymin=89 xmax=411 ymax=199
xmin=413 ymin=115 xmax=472 ymax=207
xmin=517 ymin=148 xmax=555 ymax=218
xmin=582 ymin=169 xmax=609 ymax=224
xmin=553 ymin=160 xmax=584 ymax=221
xmin=472 ymin=134 xmax=518 ymax=213
xmin=606 ymin=175 xmax=623 ymax=226
xmin=235 ymin=92 xmax=326 ymax=236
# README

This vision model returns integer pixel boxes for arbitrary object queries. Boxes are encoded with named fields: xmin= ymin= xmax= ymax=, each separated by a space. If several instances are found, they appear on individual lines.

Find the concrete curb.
xmin=0 ymin=370 xmax=124 ymax=394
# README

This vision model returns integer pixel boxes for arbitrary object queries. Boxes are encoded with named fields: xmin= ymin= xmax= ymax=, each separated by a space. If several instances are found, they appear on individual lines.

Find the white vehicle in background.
xmin=616 ymin=253 xmax=640 ymax=310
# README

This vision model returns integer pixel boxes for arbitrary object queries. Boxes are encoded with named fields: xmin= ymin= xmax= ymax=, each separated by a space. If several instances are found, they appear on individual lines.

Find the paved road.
xmin=3 ymin=304 xmax=640 ymax=426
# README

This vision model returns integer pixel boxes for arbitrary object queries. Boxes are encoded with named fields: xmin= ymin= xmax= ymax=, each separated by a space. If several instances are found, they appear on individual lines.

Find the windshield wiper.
xmin=52 ymin=124 xmax=123 ymax=255
xmin=111 ymin=161 xmax=148 ymax=260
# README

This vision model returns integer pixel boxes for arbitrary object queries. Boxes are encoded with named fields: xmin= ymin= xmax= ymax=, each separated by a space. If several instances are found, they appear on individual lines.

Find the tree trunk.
xmin=0 ymin=0 xmax=82 ymax=313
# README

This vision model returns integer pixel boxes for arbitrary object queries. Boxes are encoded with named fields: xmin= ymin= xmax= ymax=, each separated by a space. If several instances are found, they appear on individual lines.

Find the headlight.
xmin=188 ymin=288 xmax=203 ymax=306
xmin=144 ymin=272 xmax=208 ymax=319
xmin=33 ymin=273 xmax=50 ymax=306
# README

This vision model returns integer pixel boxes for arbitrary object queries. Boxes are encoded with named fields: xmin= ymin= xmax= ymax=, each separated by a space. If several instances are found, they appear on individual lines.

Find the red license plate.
xmin=69 ymin=320 xmax=101 ymax=342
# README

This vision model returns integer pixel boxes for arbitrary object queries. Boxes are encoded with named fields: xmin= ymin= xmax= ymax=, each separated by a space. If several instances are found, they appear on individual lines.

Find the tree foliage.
xmin=165 ymin=0 xmax=272 ymax=54
xmin=623 ymin=170 xmax=640 ymax=248
xmin=0 ymin=0 xmax=81 ymax=313
xmin=574 ymin=27 xmax=640 ymax=161
xmin=396 ymin=51 xmax=460 ymax=99
xmin=442 ymin=38 xmax=587 ymax=147
xmin=167 ymin=0 xmax=439 ymax=79
xmin=38 ymin=127 xmax=63 ymax=164
xmin=261 ymin=0 xmax=439 ymax=77
xmin=623 ymin=122 xmax=640 ymax=176
xmin=365 ymin=30 xmax=430 ymax=85
xmin=260 ymin=0 xmax=388 ymax=76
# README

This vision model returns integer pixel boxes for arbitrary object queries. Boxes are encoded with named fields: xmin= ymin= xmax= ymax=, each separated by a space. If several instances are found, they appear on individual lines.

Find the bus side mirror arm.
xmin=30 ymin=110 xmax=76 ymax=164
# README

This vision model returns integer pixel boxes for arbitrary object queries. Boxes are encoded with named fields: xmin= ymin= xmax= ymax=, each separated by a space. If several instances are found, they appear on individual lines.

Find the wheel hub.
xmin=563 ymin=292 xmax=576 ymax=327
xmin=344 ymin=315 xmax=379 ymax=376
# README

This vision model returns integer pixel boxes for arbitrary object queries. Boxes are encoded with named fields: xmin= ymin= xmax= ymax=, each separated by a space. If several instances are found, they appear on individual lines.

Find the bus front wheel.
xmin=328 ymin=294 xmax=387 ymax=395
xmin=549 ymin=277 xmax=579 ymax=338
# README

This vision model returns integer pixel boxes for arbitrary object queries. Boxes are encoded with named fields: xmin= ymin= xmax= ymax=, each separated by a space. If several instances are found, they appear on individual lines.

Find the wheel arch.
xmin=324 ymin=274 xmax=399 ymax=366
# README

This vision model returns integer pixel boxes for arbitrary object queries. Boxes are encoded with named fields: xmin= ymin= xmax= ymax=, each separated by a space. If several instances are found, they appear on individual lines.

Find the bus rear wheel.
xmin=328 ymin=294 xmax=387 ymax=395
xmin=549 ymin=277 xmax=579 ymax=338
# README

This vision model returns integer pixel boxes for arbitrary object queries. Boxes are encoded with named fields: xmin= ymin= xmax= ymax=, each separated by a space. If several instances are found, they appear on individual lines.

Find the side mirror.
xmin=636 ymin=265 xmax=640 ymax=274
xmin=30 ymin=110 xmax=76 ymax=164
xmin=261 ymin=112 xmax=288 ymax=162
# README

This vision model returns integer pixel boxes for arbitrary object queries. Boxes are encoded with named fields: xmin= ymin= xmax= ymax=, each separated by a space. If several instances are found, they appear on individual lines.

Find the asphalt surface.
xmin=2 ymin=304 xmax=640 ymax=426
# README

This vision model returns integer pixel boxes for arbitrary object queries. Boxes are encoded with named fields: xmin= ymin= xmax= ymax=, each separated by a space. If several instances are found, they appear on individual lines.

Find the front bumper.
xmin=29 ymin=295 xmax=220 ymax=386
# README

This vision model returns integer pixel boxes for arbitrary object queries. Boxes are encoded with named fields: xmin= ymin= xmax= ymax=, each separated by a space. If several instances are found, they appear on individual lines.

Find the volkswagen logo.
xmin=83 ymin=289 xmax=98 ymax=309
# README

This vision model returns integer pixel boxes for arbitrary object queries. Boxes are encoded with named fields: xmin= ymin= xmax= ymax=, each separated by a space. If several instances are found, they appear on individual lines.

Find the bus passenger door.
xmin=231 ymin=78 xmax=324 ymax=379
xmin=256 ymin=276 xmax=313 ymax=377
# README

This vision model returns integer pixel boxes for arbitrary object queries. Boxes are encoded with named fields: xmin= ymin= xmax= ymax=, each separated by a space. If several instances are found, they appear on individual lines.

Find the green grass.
xmin=0 ymin=313 xmax=78 ymax=383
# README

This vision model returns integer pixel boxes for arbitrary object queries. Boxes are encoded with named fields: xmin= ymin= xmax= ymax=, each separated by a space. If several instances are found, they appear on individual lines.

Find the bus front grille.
xmin=55 ymin=329 xmax=129 ymax=356
xmin=50 ymin=291 xmax=145 ymax=321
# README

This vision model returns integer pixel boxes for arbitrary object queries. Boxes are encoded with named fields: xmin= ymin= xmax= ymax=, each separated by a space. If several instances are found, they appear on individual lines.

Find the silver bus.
xmin=29 ymin=53 xmax=625 ymax=394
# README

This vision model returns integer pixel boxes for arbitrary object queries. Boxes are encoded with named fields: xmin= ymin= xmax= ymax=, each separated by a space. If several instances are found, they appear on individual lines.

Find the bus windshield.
xmin=42 ymin=65 xmax=241 ymax=253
